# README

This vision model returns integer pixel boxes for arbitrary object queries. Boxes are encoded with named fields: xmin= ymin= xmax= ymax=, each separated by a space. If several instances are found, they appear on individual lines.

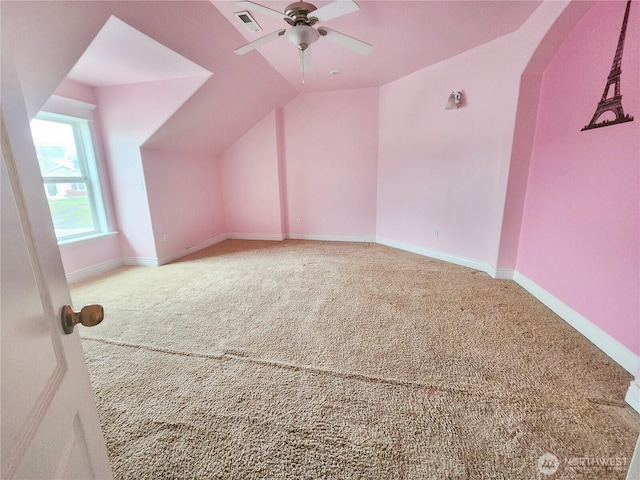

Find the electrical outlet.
xmin=163 ymin=233 xmax=169 ymax=242
xmin=296 ymin=217 xmax=301 ymax=224
xmin=433 ymin=229 xmax=439 ymax=238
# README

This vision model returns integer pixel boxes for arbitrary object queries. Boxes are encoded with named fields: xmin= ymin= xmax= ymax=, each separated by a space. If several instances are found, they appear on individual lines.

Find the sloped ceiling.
xmin=213 ymin=0 xmax=542 ymax=92
xmin=67 ymin=16 xmax=212 ymax=87
xmin=1 ymin=1 xmax=296 ymax=155
xmin=2 ymin=1 xmax=543 ymax=156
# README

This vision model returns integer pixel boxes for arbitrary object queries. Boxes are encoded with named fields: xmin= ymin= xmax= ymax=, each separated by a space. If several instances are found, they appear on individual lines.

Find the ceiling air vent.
xmin=234 ymin=11 xmax=262 ymax=32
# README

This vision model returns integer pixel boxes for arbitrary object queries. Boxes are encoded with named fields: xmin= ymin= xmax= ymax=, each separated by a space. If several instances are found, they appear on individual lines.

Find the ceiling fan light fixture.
xmin=285 ymin=24 xmax=320 ymax=51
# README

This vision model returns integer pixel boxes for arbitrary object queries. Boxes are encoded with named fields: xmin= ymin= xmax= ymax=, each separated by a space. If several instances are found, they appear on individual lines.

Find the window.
xmin=30 ymin=112 xmax=108 ymax=242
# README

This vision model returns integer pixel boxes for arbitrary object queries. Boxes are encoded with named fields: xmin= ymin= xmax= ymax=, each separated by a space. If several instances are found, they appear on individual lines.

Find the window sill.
xmin=57 ymin=231 xmax=119 ymax=247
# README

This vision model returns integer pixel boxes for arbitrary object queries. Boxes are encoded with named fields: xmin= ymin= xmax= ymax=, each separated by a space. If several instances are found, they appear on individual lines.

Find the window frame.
xmin=31 ymin=111 xmax=110 ymax=243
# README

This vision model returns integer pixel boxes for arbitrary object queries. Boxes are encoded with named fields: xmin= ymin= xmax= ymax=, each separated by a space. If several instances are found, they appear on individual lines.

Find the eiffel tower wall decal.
xmin=582 ymin=0 xmax=634 ymax=131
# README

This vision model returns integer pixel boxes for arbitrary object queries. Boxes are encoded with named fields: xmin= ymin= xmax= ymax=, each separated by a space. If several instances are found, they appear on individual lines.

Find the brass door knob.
xmin=61 ymin=304 xmax=104 ymax=334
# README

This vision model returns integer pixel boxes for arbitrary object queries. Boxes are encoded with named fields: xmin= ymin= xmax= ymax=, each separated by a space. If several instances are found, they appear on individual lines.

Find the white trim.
xmin=58 ymin=231 xmax=119 ymax=248
xmin=124 ymin=234 xmax=229 ymax=267
xmin=227 ymin=233 xmax=285 ymax=241
xmin=65 ymin=257 xmax=124 ymax=284
xmin=157 ymin=234 xmax=229 ymax=266
xmin=41 ymin=94 xmax=96 ymax=121
xmin=494 ymin=268 xmax=515 ymax=280
xmin=376 ymin=236 xmax=495 ymax=276
xmin=123 ymin=256 xmax=159 ymax=267
xmin=625 ymin=381 xmax=640 ymax=414
xmin=513 ymin=271 xmax=640 ymax=376
xmin=288 ymin=233 xmax=376 ymax=243
xmin=626 ymin=433 xmax=640 ymax=480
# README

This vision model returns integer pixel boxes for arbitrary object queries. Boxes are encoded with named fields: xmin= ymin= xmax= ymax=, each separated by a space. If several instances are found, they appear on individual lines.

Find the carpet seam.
xmin=80 ymin=336 xmax=468 ymax=393
xmin=80 ymin=336 xmax=627 ymax=409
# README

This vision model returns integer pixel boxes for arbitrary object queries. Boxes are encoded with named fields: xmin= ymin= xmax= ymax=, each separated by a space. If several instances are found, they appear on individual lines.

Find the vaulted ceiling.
xmin=213 ymin=0 xmax=542 ymax=92
xmin=2 ymin=1 xmax=543 ymax=155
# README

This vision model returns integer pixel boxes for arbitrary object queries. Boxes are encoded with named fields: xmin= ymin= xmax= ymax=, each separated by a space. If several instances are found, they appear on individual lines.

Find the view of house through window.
xmin=30 ymin=112 xmax=107 ymax=241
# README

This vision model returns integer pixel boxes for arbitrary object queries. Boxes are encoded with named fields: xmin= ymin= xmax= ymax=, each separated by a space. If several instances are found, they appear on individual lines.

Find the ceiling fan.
xmin=233 ymin=0 xmax=373 ymax=74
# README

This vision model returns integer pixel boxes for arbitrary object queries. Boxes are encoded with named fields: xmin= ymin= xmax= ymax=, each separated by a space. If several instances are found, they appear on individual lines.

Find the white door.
xmin=1 ymin=52 xmax=112 ymax=479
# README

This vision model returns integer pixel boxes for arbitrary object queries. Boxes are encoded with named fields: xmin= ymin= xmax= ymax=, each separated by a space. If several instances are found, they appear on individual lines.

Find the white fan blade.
xmin=318 ymin=28 xmax=372 ymax=55
xmin=234 ymin=29 xmax=286 ymax=55
xmin=310 ymin=0 xmax=359 ymax=23
xmin=235 ymin=1 xmax=286 ymax=20
xmin=299 ymin=47 xmax=313 ymax=72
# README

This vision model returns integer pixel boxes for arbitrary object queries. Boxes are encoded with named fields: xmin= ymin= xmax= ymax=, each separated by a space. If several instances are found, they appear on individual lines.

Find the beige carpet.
xmin=72 ymin=240 xmax=640 ymax=479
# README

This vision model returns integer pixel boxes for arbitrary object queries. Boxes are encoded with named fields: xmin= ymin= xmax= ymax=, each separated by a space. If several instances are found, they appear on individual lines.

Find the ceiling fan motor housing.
xmin=285 ymin=2 xmax=319 ymax=25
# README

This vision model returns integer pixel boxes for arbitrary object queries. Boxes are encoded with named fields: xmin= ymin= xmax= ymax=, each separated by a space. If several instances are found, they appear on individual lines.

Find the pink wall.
xmin=376 ymin=1 xmax=580 ymax=273
xmin=497 ymin=2 xmax=594 ymax=273
xmin=220 ymin=111 xmax=284 ymax=238
xmin=59 ymin=235 xmax=122 ymax=275
xmin=495 ymin=73 xmax=544 ymax=273
xmin=376 ymin=34 xmax=526 ymax=268
xmin=96 ymin=76 xmax=208 ymax=260
xmin=283 ymin=88 xmax=379 ymax=239
xmin=54 ymin=75 xmax=224 ymax=271
xmin=517 ymin=1 xmax=639 ymax=355
xmin=218 ymin=89 xmax=379 ymax=241
xmin=142 ymin=148 xmax=225 ymax=259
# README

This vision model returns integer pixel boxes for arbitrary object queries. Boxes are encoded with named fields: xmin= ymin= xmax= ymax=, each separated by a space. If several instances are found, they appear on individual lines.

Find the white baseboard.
xmin=626 ymin=381 xmax=640 ymax=414
xmin=626 ymin=434 xmax=640 ymax=480
xmin=66 ymin=257 xmax=124 ymax=284
xmin=123 ymin=234 xmax=229 ymax=268
xmin=376 ymin=236 xmax=496 ymax=277
xmin=494 ymin=268 xmax=515 ymax=280
xmin=156 ymin=234 xmax=229 ymax=266
xmin=123 ymin=256 xmax=160 ymax=267
xmin=288 ymin=233 xmax=376 ymax=243
xmin=513 ymin=271 xmax=640 ymax=377
xmin=227 ymin=233 xmax=285 ymax=241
